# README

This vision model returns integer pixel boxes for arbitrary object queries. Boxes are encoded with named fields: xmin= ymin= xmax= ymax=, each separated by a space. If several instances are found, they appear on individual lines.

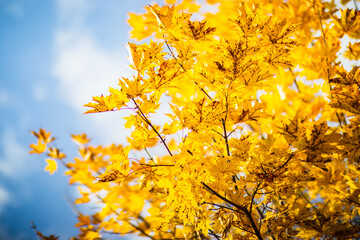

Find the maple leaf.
xmin=75 ymin=187 xmax=90 ymax=204
xmin=31 ymin=129 xmax=55 ymax=144
xmin=331 ymin=8 xmax=360 ymax=38
xmin=84 ymin=94 xmax=118 ymax=114
xmin=75 ymin=213 xmax=91 ymax=227
xmin=45 ymin=159 xmax=57 ymax=174
xmin=29 ymin=1 xmax=360 ymax=239
xmin=29 ymin=139 xmax=47 ymax=154
xmin=71 ymin=133 xmax=91 ymax=145
xmin=345 ymin=42 xmax=360 ymax=60
xmin=47 ymin=147 xmax=66 ymax=160
xmin=97 ymin=169 xmax=127 ymax=183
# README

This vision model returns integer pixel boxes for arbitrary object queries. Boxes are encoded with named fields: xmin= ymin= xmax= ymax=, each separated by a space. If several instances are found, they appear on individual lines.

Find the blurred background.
xmin=0 ymin=0 xmax=153 ymax=239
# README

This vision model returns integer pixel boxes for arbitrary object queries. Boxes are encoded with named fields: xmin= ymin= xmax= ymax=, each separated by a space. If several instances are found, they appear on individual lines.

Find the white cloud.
xmin=55 ymin=0 xmax=91 ymax=26
xmin=52 ymin=29 xmax=129 ymax=112
xmin=0 ymin=186 xmax=10 ymax=215
xmin=52 ymin=1 xmax=133 ymax=144
xmin=0 ymin=131 xmax=29 ymax=179
xmin=53 ymin=0 xmax=133 ymax=112
xmin=0 ymin=131 xmax=30 ymax=217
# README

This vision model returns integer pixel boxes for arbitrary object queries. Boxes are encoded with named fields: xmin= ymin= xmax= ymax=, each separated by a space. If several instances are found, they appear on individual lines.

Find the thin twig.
xmin=202 ymin=201 xmax=237 ymax=212
xmin=249 ymin=182 xmax=262 ymax=214
xmin=209 ymin=230 xmax=221 ymax=240
xmin=144 ymin=148 xmax=154 ymax=161
xmin=221 ymin=119 xmax=231 ymax=157
xmin=140 ymin=163 xmax=175 ymax=167
xmin=132 ymin=98 xmax=173 ymax=156
xmin=269 ymin=153 xmax=295 ymax=177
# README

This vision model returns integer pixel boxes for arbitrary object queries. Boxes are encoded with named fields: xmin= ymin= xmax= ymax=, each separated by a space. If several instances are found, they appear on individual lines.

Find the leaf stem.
xmin=144 ymin=148 xmax=154 ymax=162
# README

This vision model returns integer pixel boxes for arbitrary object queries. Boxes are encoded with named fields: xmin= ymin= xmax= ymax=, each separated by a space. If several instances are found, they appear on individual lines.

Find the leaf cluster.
xmin=30 ymin=0 xmax=360 ymax=239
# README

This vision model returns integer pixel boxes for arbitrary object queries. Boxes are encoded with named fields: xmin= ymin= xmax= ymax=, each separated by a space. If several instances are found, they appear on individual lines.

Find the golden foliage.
xmin=30 ymin=0 xmax=360 ymax=239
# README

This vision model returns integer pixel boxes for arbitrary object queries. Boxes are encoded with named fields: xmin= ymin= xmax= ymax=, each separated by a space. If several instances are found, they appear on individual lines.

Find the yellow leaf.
xmin=31 ymin=129 xmax=55 ymax=144
xmin=84 ymin=94 xmax=117 ymax=114
xmin=128 ymin=10 xmax=156 ymax=41
xmin=47 ymin=147 xmax=66 ymax=160
xmin=45 ymin=159 xmax=57 ymax=174
xmin=71 ymin=133 xmax=91 ymax=145
xmin=331 ymin=8 xmax=360 ymax=38
xmin=75 ymin=187 xmax=90 ymax=204
xmin=75 ymin=213 xmax=91 ymax=227
xmin=29 ymin=139 xmax=47 ymax=154
xmin=345 ymin=42 xmax=360 ymax=60
xmin=97 ymin=169 xmax=127 ymax=183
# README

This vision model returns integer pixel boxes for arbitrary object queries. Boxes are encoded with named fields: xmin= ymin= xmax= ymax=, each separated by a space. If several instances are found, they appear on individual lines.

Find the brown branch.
xmin=209 ymin=230 xmax=221 ymax=240
xmin=269 ymin=153 xmax=295 ymax=177
xmin=132 ymin=98 xmax=173 ymax=156
xmin=249 ymin=182 xmax=262 ymax=214
xmin=202 ymin=182 xmax=263 ymax=240
xmin=140 ymin=163 xmax=175 ymax=167
xmin=202 ymin=201 xmax=238 ymax=212
xmin=221 ymin=119 xmax=231 ymax=157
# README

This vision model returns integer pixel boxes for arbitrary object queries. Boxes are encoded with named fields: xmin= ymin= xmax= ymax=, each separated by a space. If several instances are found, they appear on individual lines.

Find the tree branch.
xmin=202 ymin=182 xmax=263 ymax=240
xmin=221 ymin=119 xmax=231 ymax=157
xmin=132 ymin=98 xmax=173 ymax=156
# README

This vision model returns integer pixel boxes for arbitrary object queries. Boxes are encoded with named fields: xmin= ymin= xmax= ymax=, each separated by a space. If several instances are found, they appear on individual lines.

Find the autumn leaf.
xmin=75 ymin=187 xmax=90 ymax=204
xmin=83 ymin=94 xmax=118 ymax=114
xmin=75 ymin=213 xmax=91 ymax=227
xmin=71 ymin=133 xmax=91 ymax=145
xmin=29 ymin=1 xmax=360 ymax=239
xmin=47 ymin=147 xmax=66 ymax=160
xmin=31 ymin=129 xmax=55 ymax=143
xmin=331 ymin=8 xmax=360 ymax=38
xmin=29 ymin=139 xmax=47 ymax=154
xmin=97 ymin=169 xmax=127 ymax=183
xmin=45 ymin=159 xmax=57 ymax=175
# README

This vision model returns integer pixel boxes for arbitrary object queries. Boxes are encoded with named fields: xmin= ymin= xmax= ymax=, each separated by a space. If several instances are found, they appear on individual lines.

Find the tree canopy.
xmin=30 ymin=0 xmax=360 ymax=239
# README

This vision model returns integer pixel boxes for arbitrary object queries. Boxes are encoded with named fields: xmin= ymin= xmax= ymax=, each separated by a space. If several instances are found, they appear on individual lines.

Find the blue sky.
xmin=0 ymin=0 xmax=152 ymax=239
